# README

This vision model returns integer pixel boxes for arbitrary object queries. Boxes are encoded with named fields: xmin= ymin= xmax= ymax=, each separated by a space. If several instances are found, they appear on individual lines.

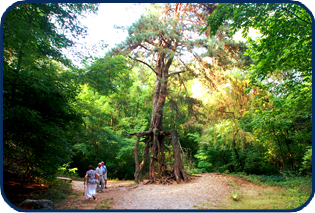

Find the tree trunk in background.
xmin=232 ymin=130 xmax=242 ymax=170
xmin=134 ymin=136 xmax=140 ymax=183
xmin=139 ymin=141 xmax=149 ymax=182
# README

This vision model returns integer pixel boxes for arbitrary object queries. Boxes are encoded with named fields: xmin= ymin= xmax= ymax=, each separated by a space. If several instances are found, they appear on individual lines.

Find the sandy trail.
xmin=55 ymin=173 xmax=264 ymax=210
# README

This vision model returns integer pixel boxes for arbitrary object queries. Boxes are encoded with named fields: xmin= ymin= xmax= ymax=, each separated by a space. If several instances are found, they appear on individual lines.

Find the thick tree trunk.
xmin=168 ymin=130 xmax=188 ymax=183
xmin=150 ymin=78 xmax=161 ymax=129
xmin=149 ymin=128 xmax=160 ymax=182
xmin=147 ymin=70 xmax=168 ymax=182
xmin=128 ymin=41 xmax=186 ymax=184
xmin=150 ymin=76 xmax=167 ymax=130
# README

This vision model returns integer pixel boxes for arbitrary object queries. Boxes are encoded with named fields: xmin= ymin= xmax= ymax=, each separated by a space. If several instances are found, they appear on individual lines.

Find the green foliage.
xmin=32 ymin=179 xmax=73 ymax=203
xmin=3 ymin=60 xmax=83 ymax=178
xmin=3 ymin=3 xmax=99 ymax=67
xmin=187 ymin=168 xmax=206 ymax=175
xmin=203 ymin=3 xmax=311 ymax=77
xmin=240 ymin=145 xmax=274 ymax=175
xmin=300 ymin=146 xmax=312 ymax=175
xmin=56 ymin=162 xmax=81 ymax=180
xmin=194 ymin=141 xmax=234 ymax=173
xmin=69 ymin=82 xmax=142 ymax=179
xmin=198 ymin=2 xmax=312 ymax=177
xmin=3 ymin=3 xmax=98 ymax=179
xmin=197 ymin=161 xmax=212 ymax=171
xmin=81 ymin=55 xmax=133 ymax=96
xmin=232 ymin=173 xmax=312 ymax=208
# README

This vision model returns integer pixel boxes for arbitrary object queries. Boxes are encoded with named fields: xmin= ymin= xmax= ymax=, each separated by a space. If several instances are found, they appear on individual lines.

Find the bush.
xmin=197 ymin=161 xmax=212 ymax=172
xmin=186 ymin=168 xmax=206 ymax=175
xmin=32 ymin=179 xmax=73 ymax=203
xmin=56 ymin=162 xmax=82 ymax=180
xmin=299 ymin=146 xmax=312 ymax=175
xmin=240 ymin=145 xmax=276 ymax=175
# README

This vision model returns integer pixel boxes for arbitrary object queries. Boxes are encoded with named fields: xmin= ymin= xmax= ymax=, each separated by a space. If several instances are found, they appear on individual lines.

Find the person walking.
xmin=95 ymin=163 xmax=104 ymax=192
xmin=101 ymin=161 xmax=108 ymax=189
xmin=84 ymin=165 xmax=100 ymax=200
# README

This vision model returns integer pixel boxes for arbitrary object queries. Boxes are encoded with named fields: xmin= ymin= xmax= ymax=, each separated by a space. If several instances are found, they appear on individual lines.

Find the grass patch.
xmin=195 ymin=173 xmax=312 ymax=210
xmin=231 ymin=173 xmax=312 ymax=209
xmin=94 ymin=198 xmax=112 ymax=209
xmin=220 ymin=188 xmax=290 ymax=209
xmin=68 ymin=192 xmax=79 ymax=198
xmin=126 ymin=182 xmax=138 ymax=187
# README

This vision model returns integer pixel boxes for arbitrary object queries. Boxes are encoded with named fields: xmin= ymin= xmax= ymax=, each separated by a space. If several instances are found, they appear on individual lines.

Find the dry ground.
xmin=55 ymin=173 xmax=276 ymax=210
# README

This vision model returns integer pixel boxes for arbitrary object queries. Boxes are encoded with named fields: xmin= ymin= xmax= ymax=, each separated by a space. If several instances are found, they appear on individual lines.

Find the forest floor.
xmin=55 ymin=172 xmax=283 ymax=210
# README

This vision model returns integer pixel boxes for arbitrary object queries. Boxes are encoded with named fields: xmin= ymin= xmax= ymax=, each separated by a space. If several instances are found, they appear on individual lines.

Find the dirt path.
xmin=55 ymin=173 xmax=267 ymax=210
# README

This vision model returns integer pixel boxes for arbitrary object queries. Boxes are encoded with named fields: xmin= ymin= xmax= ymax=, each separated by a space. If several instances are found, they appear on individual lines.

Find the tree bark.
xmin=150 ymin=75 xmax=168 ymax=130
xmin=139 ymin=138 xmax=149 ymax=182
xmin=167 ymin=129 xmax=188 ymax=183
xmin=134 ymin=135 xmax=140 ymax=183
xmin=150 ymin=78 xmax=161 ymax=129
xmin=284 ymin=130 xmax=294 ymax=170
xmin=149 ymin=128 xmax=159 ymax=182
xmin=158 ymin=136 xmax=166 ymax=176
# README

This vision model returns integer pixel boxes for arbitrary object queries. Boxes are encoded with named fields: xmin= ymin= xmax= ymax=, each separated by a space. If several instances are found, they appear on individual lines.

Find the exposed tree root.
xmin=187 ymin=174 xmax=202 ymax=178
xmin=144 ymin=180 xmax=151 ymax=185
xmin=126 ymin=128 xmax=188 ymax=184
xmin=160 ymin=175 xmax=175 ymax=184
xmin=127 ymin=185 xmax=138 ymax=190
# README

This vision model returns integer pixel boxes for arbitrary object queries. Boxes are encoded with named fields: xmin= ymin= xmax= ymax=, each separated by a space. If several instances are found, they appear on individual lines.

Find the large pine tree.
xmin=110 ymin=3 xmax=221 ymax=183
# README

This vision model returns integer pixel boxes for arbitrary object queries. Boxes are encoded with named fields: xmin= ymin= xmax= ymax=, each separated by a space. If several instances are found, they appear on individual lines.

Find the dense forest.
xmin=3 ymin=2 xmax=312 ymax=189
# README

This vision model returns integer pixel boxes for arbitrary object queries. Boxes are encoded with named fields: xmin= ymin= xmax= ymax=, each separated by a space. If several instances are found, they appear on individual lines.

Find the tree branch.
xmin=123 ymin=130 xmax=153 ymax=137
xmin=167 ymin=70 xmax=186 ymax=77
xmin=144 ymin=39 xmax=156 ymax=47
xmin=159 ymin=34 xmax=168 ymax=45
xmin=178 ymin=75 xmax=188 ymax=97
xmin=280 ymin=6 xmax=311 ymax=25
xmin=179 ymin=58 xmax=196 ymax=76
xmin=139 ymin=44 xmax=155 ymax=53
xmin=128 ymin=56 xmax=158 ymax=75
